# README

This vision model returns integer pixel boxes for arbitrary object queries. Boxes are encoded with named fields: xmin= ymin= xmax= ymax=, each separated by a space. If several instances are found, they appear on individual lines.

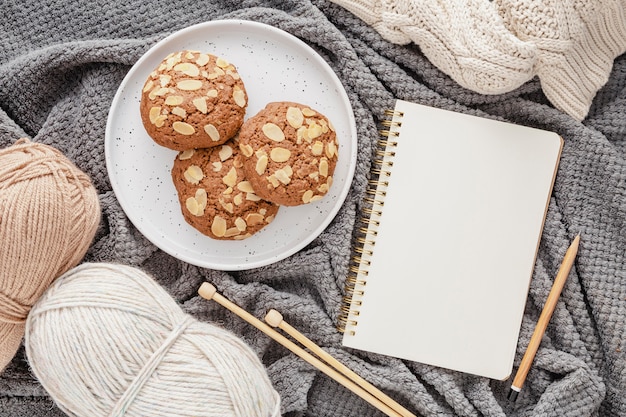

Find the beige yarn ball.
xmin=25 ymin=263 xmax=281 ymax=417
xmin=0 ymin=138 xmax=100 ymax=372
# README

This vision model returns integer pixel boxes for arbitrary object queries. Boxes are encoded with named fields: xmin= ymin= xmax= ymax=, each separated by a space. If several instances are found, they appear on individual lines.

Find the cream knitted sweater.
xmin=330 ymin=0 xmax=626 ymax=120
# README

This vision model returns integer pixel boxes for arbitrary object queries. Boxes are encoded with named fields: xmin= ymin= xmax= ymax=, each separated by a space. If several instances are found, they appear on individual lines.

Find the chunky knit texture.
xmin=330 ymin=0 xmax=626 ymax=120
xmin=1 ymin=1 xmax=625 ymax=417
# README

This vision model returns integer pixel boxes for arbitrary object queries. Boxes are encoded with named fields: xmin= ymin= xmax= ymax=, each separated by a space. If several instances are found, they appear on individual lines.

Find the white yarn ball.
xmin=25 ymin=263 xmax=281 ymax=417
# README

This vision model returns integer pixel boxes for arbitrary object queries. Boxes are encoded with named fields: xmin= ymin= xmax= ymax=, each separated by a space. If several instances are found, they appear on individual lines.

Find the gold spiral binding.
xmin=379 ymin=129 xmax=400 ymax=137
xmin=384 ymin=109 xmax=404 ymax=117
xmin=337 ymin=106 xmax=400 ymax=334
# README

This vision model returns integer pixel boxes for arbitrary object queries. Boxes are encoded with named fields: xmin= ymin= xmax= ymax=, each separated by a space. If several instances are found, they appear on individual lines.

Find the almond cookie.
xmin=171 ymin=141 xmax=279 ymax=240
xmin=238 ymin=102 xmax=338 ymax=206
xmin=140 ymin=50 xmax=248 ymax=151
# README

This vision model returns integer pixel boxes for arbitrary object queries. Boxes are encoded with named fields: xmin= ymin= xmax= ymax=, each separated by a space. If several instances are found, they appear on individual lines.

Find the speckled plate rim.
xmin=105 ymin=20 xmax=357 ymax=271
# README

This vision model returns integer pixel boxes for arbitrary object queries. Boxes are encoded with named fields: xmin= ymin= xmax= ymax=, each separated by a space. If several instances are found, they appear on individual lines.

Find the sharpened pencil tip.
xmin=507 ymin=388 xmax=519 ymax=402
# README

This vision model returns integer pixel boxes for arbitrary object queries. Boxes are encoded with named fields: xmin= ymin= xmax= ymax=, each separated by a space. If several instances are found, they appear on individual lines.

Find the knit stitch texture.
xmin=330 ymin=0 xmax=626 ymax=120
xmin=1 ymin=1 xmax=625 ymax=417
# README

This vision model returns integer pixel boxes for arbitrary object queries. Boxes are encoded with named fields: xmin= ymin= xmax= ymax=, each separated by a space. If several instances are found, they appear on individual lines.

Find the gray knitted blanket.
xmin=1 ymin=1 xmax=624 ymax=416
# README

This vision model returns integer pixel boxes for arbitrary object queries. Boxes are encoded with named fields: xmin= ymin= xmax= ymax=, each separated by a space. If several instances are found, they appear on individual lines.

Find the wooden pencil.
xmin=508 ymin=234 xmax=580 ymax=401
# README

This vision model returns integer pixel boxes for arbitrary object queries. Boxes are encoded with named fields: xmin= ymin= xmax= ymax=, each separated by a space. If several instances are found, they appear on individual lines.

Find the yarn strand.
xmin=0 ymin=137 xmax=101 ymax=372
xmin=109 ymin=316 xmax=195 ymax=417
xmin=25 ymin=263 xmax=281 ymax=417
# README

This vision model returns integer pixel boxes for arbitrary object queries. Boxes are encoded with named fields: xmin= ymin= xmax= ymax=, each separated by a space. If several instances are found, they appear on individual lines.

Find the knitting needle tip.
xmin=264 ymin=309 xmax=284 ymax=328
xmin=198 ymin=282 xmax=217 ymax=300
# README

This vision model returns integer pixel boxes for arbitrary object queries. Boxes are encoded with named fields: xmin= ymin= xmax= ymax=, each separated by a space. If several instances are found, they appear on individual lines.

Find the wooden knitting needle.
xmin=265 ymin=309 xmax=416 ymax=417
xmin=198 ymin=283 xmax=403 ymax=417
xmin=508 ymin=234 xmax=581 ymax=401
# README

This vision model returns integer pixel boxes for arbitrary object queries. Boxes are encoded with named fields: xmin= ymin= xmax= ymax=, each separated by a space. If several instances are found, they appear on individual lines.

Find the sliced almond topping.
xmin=328 ymin=119 xmax=336 ymax=132
xmin=206 ymin=89 xmax=218 ymax=98
xmin=177 ymin=79 xmax=203 ymax=91
xmin=296 ymin=126 xmax=307 ymax=144
xmin=246 ymin=192 xmax=261 ymax=201
xmin=255 ymin=154 xmax=268 ymax=175
xmin=226 ymin=69 xmax=240 ymax=80
xmin=173 ymin=121 xmax=195 ymax=135
xmin=211 ymin=161 xmax=222 ymax=172
xmin=237 ymin=181 xmax=255 ymax=193
xmin=270 ymin=147 xmax=291 ymax=163
xmin=308 ymin=122 xmax=323 ymax=139
xmin=171 ymin=107 xmax=187 ymax=118
xmin=165 ymin=54 xmax=181 ymax=70
xmin=319 ymin=118 xmax=329 ymax=133
xmin=317 ymin=183 xmax=329 ymax=193
xmin=224 ymin=227 xmax=240 ymax=237
xmin=185 ymin=196 xmax=203 ymax=216
xmin=259 ymin=208 xmax=267 ymax=216
xmin=220 ymin=201 xmax=234 ymax=214
xmin=233 ymin=156 xmax=243 ymax=168
xmin=310 ymin=195 xmax=323 ymax=203
xmin=325 ymin=141 xmax=337 ymax=159
xmin=311 ymin=141 xmax=324 ymax=156
xmin=274 ymin=168 xmax=291 ymax=185
xmin=204 ymin=124 xmax=220 ymax=142
xmin=302 ymin=190 xmax=314 ymax=204
xmin=195 ymin=188 xmax=207 ymax=209
xmin=174 ymin=62 xmax=200 ymax=77
xmin=165 ymin=95 xmax=184 ymax=106
xmin=149 ymin=106 xmax=161 ymax=124
xmin=234 ymin=233 xmax=252 ymax=240
xmin=213 ymin=66 xmax=226 ymax=76
xmin=211 ymin=216 xmax=227 ymax=237
xmin=222 ymin=166 xmax=237 ymax=187
xmin=233 ymin=86 xmax=246 ymax=108
xmin=216 ymin=57 xmax=230 ymax=68
xmin=185 ymin=51 xmax=196 ymax=60
xmin=218 ymin=145 xmax=233 ymax=162
xmin=245 ymin=213 xmax=264 ymax=226
xmin=267 ymin=175 xmax=280 ymax=188
xmin=286 ymin=106 xmax=304 ymax=128
xmin=154 ymin=115 xmax=167 ymax=128
xmin=223 ymin=187 xmax=233 ymax=195
xmin=266 ymin=214 xmax=276 ymax=223
xmin=301 ymin=108 xmax=316 ymax=117
xmin=239 ymin=143 xmax=254 ymax=157
xmin=154 ymin=87 xmax=170 ymax=97
xmin=196 ymin=53 xmax=210 ymax=67
xmin=143 ymin=80 xmax=154 ymax=93
xmin=159 ymin=74 xmax=171 ymax=87
xmin=283 ymin=165 xmax=293 ymax=176
xmin=234 ymin=217 xmax=247 ymax=231
xmin=192 ymin=97 xmax=208 ymax=113
xmin=179 ymin=149 xmax=195 ymax=160
xmin=233 ymin=193 xmax=244 ymax=206
xmin=309 ymin=171 xmax=319 ymax=180
xmin=262 ymin=123 xmax=285 ymax=142
xmin=319 ymin=158 xmax=329 ymax=177
xmin=184 ymin=165 xmax=204 ymax=184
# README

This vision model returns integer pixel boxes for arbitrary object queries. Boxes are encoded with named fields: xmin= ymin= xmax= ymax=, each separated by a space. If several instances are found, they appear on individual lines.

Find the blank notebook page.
xmin=341 ymin=100 xmax=562 ymax=380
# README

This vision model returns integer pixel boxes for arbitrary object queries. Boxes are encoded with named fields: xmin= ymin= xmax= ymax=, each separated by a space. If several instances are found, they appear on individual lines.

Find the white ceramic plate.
xmin=105 ymin=20 xmax=357 ymax=271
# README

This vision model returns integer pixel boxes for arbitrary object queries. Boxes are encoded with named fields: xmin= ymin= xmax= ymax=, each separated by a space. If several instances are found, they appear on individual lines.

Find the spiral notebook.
xmin=339 ymin=99 xmax=563 ymax=380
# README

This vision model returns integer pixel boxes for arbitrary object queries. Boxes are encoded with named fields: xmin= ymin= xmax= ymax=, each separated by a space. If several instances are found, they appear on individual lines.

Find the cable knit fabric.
xmin=1 ymin=1 xmax=625 ymax=417
xmin=330 ymin=0 xmax=626 ymax=120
